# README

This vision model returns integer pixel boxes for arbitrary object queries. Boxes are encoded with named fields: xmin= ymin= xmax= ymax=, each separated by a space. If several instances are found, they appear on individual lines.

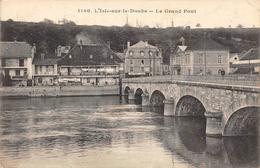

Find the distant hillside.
xmin=1 ymin=20 xmax=259 ymax=63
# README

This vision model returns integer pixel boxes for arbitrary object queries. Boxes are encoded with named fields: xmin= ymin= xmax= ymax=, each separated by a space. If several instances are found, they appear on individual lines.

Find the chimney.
xmin=40 ymin=53 xmax=45 ymax=60
xmin=106 ymin=41 xmax=110 ymax=48
xmin=127 ymin=41 xmax=130 ymax=48
xmin=32 ymin=43 xmax=36 ymax=59
xmin=57 ymin=45 xmax=61 ymax=57
xmin=80 ymin=39 xmax=83 ymax=50
xmin=145 ymin=41 xmax=148 ymax=47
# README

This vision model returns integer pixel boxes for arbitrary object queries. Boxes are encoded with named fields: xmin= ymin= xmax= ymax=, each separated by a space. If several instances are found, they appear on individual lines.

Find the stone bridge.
xmin=122 ymin=75 xmax=260 ymax=136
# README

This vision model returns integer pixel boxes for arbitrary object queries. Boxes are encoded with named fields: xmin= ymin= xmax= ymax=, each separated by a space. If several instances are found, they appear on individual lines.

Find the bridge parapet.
xmin=123 ymin=75 xmax=260 ymax=87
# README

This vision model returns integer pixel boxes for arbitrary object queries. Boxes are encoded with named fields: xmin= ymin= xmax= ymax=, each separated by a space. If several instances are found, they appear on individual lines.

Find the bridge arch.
xmin=150 ymin=90 xmax=166 ymax=106
xmin=175 ymin=95 xmax=206 ymax=117
xmin=223 ymin=106 xmax=260 ymax=136
xmin=134 ymin=88 xmax=143 ymax=104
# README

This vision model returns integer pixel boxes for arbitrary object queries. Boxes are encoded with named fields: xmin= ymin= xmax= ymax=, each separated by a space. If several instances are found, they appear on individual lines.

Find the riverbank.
xmin=0 ymin=85 xmax=120 ymax=97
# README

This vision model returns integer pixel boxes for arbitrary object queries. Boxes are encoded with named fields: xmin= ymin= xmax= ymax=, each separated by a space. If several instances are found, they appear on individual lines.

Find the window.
xmin=1 ymin=59 xmax=6 ymax=67
xmin=176 ymin=55 xmax=180 ymax=64
xmin=24 ymin=69 xmax=27 ymax=76
xmin=185 ymin=54 xmax=190 ymax=64
xmin=141 ymin=67 xmax=144 ymax=72
xmin=129 ymin=51 xmax=133 ymax=56
xmin=149 ymin=51 xmax=153 ymax=56
xmin=130 ymin=67 xmax=133 ymax=72
xmin=15 ymin=70 xmax=20 ymax=76
xmin=39 ymin=66 xmax=42 ymax=73
xmin=157 ymin=67 xmax=160 ymax=72
xmin=156 ymin=51 xmax=159 ymax=56
xmin=141 ymin=60 xmax=144 ymax=64
xmin=19 ymin=59 xmax=24 ymax=67
xmin=87 ymin=78 xmax=91 ymax=83
xmin=218 ymin=55 xmax=222 ymax=64
xmin=38 ymin=78 xmax=42 ymax=83
xmin=130 ymin=59 xmax=133 ymax=64
xmin=90 ymin=54 xmax=93 ymax=59
xmin=198 ymin=54 xmax=203 ymax=64
xmin=110 ymin=55 xmax=113 ymax=59
xmin=140 ymin=51 xmax=145 ymax=56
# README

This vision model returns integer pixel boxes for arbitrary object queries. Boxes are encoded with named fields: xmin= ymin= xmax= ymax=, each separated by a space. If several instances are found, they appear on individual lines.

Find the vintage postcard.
xmin=0 ymin=0 xmax=259 ymax=167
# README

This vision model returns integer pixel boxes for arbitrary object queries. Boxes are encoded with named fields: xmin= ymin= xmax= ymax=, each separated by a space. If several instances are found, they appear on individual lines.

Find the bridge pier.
xmin=141 ymin=92 xmax=149 ymax=106
xmin=205 ymin=111 xmax=223 ymax=137
xmin=163 ymin=98 xmax=175 ymax=116
xmin=128 ymin=89 xmax=135 ymax=100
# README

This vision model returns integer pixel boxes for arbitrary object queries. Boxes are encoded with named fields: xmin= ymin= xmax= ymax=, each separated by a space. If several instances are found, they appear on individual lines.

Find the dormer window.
xmin=90 ymin=54 xmax=93 ymax=59
xmin=149 ymin=51 xmax=153 ymax=56
xmin=129 ymin=51 xmax=133 ymax=56
xmin=140 ymin=51 xmax=145 ymax=56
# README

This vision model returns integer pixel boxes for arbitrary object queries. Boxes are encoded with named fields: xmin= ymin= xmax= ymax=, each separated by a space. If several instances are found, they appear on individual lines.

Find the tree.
xmin=196 ymin=23 xmax=201 ymax=28
xmin=237 ymin=24 xmax=243 ymax=28
xmin=42 ymin=18 xmax=54 ymax=24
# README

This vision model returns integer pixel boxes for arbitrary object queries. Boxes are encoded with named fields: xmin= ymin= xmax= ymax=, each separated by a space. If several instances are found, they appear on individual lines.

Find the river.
xmin=0 ymin=96 xmax=259 ymax=168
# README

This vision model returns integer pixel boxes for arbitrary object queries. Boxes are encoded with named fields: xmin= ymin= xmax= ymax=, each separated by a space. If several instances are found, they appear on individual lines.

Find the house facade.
xmin=0 ymin=41 xmax=35 ymax=86
xmin=230 ymin=48 xmax=260 ymax=74
xmin=58 ymin=43 xmax=123 ymax=86
xmin=32 ymin=53 xmax=59 ymax=86
xmin=170 ymin=38 xmax=230 ymax=75
xmin=124 ymin=41 xmax=163 ymax=77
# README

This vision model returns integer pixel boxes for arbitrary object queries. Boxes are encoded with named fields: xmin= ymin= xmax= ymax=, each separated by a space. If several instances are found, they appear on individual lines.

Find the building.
xmin=58 ymin=42 xmax=123 ymax=86
xmin=32 ymin=53 xmax=59 ymax=86
xmin=170 ymin=37 xmax=229 ymax=75
xmin=0 ymin=41 xmax=35 ymax=86
xmin=124 ymin=41 xmax=163 ymax=77
xmin=230 ymin=48 xmax=260 ymax=74
xmin=162 ymin=64 xmax=170 ymax=75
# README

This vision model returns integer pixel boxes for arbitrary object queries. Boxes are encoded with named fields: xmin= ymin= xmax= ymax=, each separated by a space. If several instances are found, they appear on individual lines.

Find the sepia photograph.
xmin=0 ymin=0 xmax=259 ymax=167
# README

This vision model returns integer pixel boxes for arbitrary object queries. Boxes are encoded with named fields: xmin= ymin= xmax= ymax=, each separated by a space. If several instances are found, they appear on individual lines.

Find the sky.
xmin=0 ymin=0 xmax=259 ymax=28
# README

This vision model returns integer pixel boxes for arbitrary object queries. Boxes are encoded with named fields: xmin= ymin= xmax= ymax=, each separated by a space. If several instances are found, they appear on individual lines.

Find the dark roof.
xmin=33 ymin=58 xmax=59 ymax=65
xmin=232 ymin=67 xmax=255 ymax=74
xmin=129 ymin=41 xmax=157 ymax=49
xmin=58 ymin=44 xmax=122 ymax=66
xmin=187 ymin=38 xmax=228 ymax=51
xmin=240 ymin=48 xmax=260 ymax=60
xmin=0 ymin=41 xmax=32 ymax=58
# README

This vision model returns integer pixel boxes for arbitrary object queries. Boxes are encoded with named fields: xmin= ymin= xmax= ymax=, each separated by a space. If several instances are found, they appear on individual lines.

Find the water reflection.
xmin=0 ymin=96 xmax=259 ymax=168
xmin=224 ymin=136 xmax=259 ymax=168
